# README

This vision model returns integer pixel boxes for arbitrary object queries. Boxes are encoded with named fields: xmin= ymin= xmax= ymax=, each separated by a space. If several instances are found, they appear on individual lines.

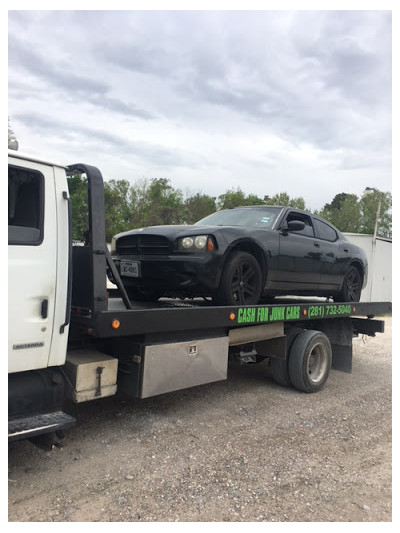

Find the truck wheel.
xmin=214 ymin=251 xmax=262 ymax=305
xmin=288 ymin=330 xmax=332 ymax=393
xmin=271 ymin=326 xmax=303 ymax=387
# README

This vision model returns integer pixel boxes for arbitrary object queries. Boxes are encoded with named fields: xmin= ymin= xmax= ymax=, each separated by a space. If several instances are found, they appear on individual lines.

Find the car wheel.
xmin=271 ymin=326 xmax=303 ymax=387
xmin=215 ymin=251 xmax=262 ymax=305
xmin=335 ymin=266 xmax=362 ymax=302
xmin=288 ymin=330 xmax=332 ymax=393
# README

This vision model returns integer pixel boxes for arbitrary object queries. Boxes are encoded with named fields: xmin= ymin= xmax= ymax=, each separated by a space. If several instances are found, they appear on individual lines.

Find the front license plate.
xmin=120 ymin=260 xmax=141 ymax=278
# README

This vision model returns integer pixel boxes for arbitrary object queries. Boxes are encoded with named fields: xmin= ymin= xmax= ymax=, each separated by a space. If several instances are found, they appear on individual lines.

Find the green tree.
xmin=130 ymin=178 xmax=185 ymax=228
xmin=317 ymin=189 xmax=392 ymax=236
xmin=317 ymin=193 xmax=361 ymax=233
xmin=184 ymin=193 xmax=217 ymax=224
xmin=264 ymin=192 xmax=307 ymax=210
xmin=217 ymin=188 xmax=264 ymax=209
xmin=68 ymin=174 xmax=89 ymax=241
xmin=359 ymin=189 xmax=392 ymax=237
xmin=103 ymin=179 xmax=131 ymax=241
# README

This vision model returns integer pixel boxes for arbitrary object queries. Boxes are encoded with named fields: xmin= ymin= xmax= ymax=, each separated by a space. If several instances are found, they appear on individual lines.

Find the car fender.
xmin=349 ymin=257 xmax=368 ymax=289
xmin=221 ymin=236 xmax=278 ymax=287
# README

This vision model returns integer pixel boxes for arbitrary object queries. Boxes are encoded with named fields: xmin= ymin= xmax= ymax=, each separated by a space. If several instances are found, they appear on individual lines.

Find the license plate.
xmin=120 ymin=260 xmax=141 ymax=278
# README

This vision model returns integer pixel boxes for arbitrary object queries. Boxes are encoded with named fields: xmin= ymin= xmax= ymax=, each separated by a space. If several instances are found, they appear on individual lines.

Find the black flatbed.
xmin=71 ymin=295 xmax=392 ymax=338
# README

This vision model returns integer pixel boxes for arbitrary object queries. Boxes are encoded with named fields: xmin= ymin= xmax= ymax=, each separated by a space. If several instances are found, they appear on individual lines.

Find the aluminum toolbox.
xmin=65 ymin=349 xmax=118 ymax=402
xmin=141 ymin=336 xmax=229 ymax=398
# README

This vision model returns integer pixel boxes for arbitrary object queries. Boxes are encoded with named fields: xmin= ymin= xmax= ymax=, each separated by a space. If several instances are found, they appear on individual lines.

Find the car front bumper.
xmin=112 ymin=253 xmax=224 ymax=294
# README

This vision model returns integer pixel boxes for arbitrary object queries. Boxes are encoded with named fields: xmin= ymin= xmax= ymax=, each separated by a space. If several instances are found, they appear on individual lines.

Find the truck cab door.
xmin=8 ymin=159 xmax=59 ymax=373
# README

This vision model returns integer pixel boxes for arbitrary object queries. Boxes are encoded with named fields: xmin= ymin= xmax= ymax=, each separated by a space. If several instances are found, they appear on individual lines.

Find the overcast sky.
xmin=8 ymin=8 xmax=392 ymax=211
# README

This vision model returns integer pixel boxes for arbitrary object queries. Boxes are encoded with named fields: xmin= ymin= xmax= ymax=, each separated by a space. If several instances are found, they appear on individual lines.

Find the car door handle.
xmin=344 ymin=248 xmax=349 ymax=252
xmin=314 ymin=242 xmax=320 ymax=248
xmin=41 ymin=299 xmax=48 ymax=319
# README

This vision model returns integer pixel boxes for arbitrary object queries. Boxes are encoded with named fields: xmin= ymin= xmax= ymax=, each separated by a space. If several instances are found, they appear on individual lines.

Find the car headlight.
xmin=177 ymin=235 xmax=215 ymax=252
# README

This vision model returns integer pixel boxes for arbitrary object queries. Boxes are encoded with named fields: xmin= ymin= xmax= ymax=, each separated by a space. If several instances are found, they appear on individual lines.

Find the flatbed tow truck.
xmin=8 ymin=149 xmax=391 ymax=447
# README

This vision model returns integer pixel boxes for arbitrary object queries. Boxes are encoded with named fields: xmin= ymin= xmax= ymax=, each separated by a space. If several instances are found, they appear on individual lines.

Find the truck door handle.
xmin=41 ymin=299 xmax=48 ymax=319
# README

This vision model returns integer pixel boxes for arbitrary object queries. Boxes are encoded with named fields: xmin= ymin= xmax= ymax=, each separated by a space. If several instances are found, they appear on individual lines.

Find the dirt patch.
xmin=8 ymin=318 xmax=392 ymax=522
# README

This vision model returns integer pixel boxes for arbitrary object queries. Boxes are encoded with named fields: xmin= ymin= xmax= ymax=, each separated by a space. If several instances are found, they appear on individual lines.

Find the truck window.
xmin=8 ymin=166 xmax=44 ymax=245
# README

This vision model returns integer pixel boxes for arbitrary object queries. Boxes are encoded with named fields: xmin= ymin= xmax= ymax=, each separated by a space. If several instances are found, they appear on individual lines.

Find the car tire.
xmin=271 ymin=326 xmax=303 ymax=387
xmin=334 ymin=266 xmax=362 ymax=302
xmin=288 ymin=330 xmax=332 ymax=393
xmin=214 ymin=251 xmax=262 ymax=306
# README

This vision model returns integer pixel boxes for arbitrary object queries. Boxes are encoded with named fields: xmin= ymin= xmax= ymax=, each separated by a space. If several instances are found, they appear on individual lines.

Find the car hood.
xmin=115 ymin=225 xmax=199 ymax=238
xmin=115 ymin=224 xmax=275 ymax=239
xmin=114 ymin=225 xmax=278 ymax=253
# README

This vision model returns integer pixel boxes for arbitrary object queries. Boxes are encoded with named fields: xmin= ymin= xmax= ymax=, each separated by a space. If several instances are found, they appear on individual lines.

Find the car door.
xmin=276 ymin=210 xmax=322 ymax=289
xmin=8 ymin=159 xmax=58 ymax=373
xmin=312 ymin=217 xmax=343 ymax=290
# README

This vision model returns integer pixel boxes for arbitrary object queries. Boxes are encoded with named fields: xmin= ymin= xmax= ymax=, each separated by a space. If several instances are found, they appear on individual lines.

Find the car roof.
xmin=228 ymin=205 xmax=343 ymax=235
xmin=229 ymin=205 xmax=301 ymax=213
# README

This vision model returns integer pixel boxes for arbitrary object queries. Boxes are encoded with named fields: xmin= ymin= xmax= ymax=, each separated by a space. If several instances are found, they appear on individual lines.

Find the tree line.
xmin=68 ymin=174 xmax=392 ymax=242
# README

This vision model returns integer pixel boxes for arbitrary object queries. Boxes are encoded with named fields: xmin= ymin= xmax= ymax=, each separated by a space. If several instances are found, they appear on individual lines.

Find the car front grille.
xmin=117 ymin=235 xmax=171 ymax=256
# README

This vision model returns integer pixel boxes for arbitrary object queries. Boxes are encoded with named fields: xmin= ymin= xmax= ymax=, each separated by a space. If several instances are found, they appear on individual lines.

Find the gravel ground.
xmin=8 ymin=317 xmax=392 ymax=523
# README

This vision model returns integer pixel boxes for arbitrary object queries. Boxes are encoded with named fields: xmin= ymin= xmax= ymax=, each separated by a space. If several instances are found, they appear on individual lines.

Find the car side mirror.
xmin=286 ymin=220 xmax=306 ymax=232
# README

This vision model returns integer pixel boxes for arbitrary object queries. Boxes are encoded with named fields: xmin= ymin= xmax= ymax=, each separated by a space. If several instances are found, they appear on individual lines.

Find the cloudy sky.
xmin=8 ymin=8 xmax=392 ymax=211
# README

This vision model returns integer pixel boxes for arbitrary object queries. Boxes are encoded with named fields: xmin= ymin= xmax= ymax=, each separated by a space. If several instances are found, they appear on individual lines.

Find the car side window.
xmin=313 ymin=218 xmax=338 ymax=242
xmin=8 ymin=166 xmax=44 ymax=245
xmin=286 ymin=212 xmax=315 ymax=237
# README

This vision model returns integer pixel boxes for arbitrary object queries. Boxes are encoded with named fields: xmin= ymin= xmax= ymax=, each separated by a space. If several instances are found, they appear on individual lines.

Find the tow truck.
xmin=8 ymin=148 xmax=391 ymax=447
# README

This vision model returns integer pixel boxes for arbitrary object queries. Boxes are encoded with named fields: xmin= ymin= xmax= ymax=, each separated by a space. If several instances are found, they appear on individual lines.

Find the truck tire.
xmin=271 ymin=326 xmax=303 ymax=387
xmin=288 ymin=330 xmax=332 ymax=393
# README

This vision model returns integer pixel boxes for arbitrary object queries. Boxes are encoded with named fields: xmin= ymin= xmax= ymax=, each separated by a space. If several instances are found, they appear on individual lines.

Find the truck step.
xmin=8 ymin=411 xmax=76 ymax=442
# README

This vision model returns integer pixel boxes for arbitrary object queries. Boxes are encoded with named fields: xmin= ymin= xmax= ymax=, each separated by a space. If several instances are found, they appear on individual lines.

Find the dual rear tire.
xmin=272 ymin=328 xmax=332 ymax=393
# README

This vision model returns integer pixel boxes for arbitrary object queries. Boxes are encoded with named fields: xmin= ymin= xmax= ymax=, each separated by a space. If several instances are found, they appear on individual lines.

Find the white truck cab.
xmin=8 ymin=150 xmax=71 ymax=373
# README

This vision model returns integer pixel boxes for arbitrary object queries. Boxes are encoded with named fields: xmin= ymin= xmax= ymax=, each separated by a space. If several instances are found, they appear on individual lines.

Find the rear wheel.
xmin=271 ymin=326 xmax=303 ymax=387
xmin=214 ymin=251 xmax=262 ymax=306
xmin=288 ymin=330 xmax=332 ymax=393
xmin=334 ymin=266 xmax=362 ymax=302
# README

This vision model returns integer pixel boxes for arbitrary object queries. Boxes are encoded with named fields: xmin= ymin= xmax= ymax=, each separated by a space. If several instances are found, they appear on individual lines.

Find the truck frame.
xmin=8 ymin=150 xmax=391 ymax=447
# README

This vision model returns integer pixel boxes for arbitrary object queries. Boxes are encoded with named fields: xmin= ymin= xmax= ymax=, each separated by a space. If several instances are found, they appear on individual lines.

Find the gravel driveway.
xmin=8 ymin=317 xmax=392 ymax=522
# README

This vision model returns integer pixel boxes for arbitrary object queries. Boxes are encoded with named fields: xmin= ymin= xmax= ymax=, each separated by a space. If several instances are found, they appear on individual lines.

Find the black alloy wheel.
xmin=335 ymin=266 xmax=362 ymax=302
xmin=215 ymin=251 xmax=262 ymax=306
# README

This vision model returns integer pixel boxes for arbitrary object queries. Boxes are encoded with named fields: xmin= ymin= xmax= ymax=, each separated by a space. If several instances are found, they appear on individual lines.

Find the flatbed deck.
xmin=72 ymin=296 xmax=392 ymax=338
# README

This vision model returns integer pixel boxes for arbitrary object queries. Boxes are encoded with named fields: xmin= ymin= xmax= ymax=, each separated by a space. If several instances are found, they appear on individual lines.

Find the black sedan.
xmin=110 ymin=206 xmax=368 ymax=305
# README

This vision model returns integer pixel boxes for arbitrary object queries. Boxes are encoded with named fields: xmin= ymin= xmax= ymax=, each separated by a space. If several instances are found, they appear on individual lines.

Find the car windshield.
xmin=195 ymin=206 xmax=282 ymax=229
